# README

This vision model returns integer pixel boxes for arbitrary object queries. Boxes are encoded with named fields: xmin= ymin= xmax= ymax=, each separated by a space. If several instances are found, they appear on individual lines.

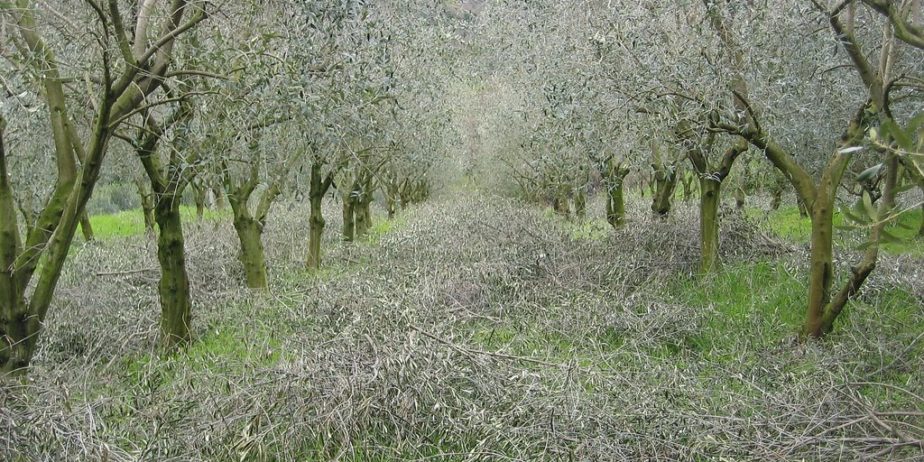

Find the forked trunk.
xmin=154 ymin=199 xmax=192 ymax=350
xmin=651 ymin=169 xmax=677 ymax=216
xmin=699 ymin=178 xmax=722 ymax=273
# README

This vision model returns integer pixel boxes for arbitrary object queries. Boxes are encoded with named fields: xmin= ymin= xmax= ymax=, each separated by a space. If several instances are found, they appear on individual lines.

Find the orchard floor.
xmin=2 ymin=192 xmax=923 ymax=461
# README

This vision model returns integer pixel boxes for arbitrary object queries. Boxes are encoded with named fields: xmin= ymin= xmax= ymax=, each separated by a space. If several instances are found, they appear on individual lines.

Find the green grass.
xmin=123 ymin=324 xmax=282 ymax=391
xmin=83 ymin=206 xmax=229 ymax=240
xmin=759 ymin=205 xmax=923 ymax=256
xmin=365 ymin=216 xmax=406 ymax=244
xmin=668 ymin=262 xmax=805 ymax=356
xmin=567 ymin=218 xmax=612 ymax=241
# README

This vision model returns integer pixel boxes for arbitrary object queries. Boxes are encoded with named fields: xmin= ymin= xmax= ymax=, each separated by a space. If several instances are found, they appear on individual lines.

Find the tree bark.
xmin=308 ymin=194 xmax=325 ymax=270
xmin=194 ymin=184 xmax=206 ymax=220
xmin=79 ymin=213 xmax=95 ymax=241
xmin=651 ymin=167 xmax=677 ymax=216
xmin=355 ymin=196 xmax=372 ymax=238
xmin=342 ymin=189 xmax=356 ymax=243
xmin=306 ymin=163 xmax=332 ymax=270
xmin=137 ymin=181 xmax=156 ymax=234
xmin=232 ymin=214 xmax=267 ymax=289
xmin=919 ymin=197 xmax=924 ymax=237
xmin=699 ymin=178 xmax=722 ymax=273
xmin=606 ymin=180 xmax=626 ymax=228
xmin=154 ymin=199 xmax=192 ymax=349
xmin=0 ymin=117 xmax=30 ymax=373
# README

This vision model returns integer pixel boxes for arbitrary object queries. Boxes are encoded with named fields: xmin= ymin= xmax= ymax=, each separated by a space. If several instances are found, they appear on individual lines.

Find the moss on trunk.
xmin=154 ymin=200 xmax=192 ymax=350
xmin=307 ymin=194 xmax=325 ymax=270
xmin=699 ymin=178 xmax=722 ymax=273
xmin=803 ymin=195 xmax=836 ymax=338
xmin=232 ymin=215 xmax=268 ymax=289
xmin=606 ymin=180 xmax=626 ymax=228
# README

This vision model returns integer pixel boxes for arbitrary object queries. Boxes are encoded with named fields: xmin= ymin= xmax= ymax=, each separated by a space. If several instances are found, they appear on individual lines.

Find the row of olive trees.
xmin=0 ymin=0 xmax=450 ymax=373
xmin=1 ymin=0 xmax=210 ymax=371
xmin=477 ymin=0 xmax=922 ymax=339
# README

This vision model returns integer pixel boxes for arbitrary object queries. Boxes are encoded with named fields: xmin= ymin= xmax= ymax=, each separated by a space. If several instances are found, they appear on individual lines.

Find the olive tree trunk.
xmin=232 ymin=215 xmax=267 ymax=289
xmin=79 ymin=213 xmax=95 ymax=241
xmin=699 ymin=178 xmax=722 ymax=273
xmin=154 ymin=199 xmax=192 ymax=349
xmin=307 ymin=163 xmax=333 ymax=270
xmin=606 ymin=182 xmax=626 ymax=228
xmin=651 ymin=168 xmax=677 ymax=216
xmin=342 ymin=188 xmax=356 ymax=242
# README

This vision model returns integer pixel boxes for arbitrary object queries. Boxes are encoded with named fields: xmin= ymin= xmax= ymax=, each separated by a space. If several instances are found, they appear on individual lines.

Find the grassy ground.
xmin=81 ymin=205 xmax=228 ymax=240
xmin=2 ymin=193 xmax=922 ymax=461
xmin=759 ymin=204 xmax=923 ymax=256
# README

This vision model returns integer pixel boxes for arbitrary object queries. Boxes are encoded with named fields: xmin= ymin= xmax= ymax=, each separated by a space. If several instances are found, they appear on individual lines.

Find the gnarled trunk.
xmin=154 ymin=199 xmax=192 ymax=349
xmin=651 ymin=168 xmax=677 ymax=216
xmin=306 ymin=163 xmax=332 ymax=270
xmin=699 ymin=178 xmax=722 ymax=273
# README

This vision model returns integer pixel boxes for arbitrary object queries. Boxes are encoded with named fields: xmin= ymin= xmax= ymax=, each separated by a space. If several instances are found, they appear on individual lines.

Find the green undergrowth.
xmin=365 ymin=215 xmax=406 ymax=244
xmin=81 ymin=205 xmax=229 ymax=241
xmin=668 ymin=261 xmax=805 ymax=354
xmin=122 ymin=322 xmax=283 ymax=392
xmin=566 ymin=218 xmax=611 ymax=241
xmin=758 ymin=205 xmax=923 ymax=256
